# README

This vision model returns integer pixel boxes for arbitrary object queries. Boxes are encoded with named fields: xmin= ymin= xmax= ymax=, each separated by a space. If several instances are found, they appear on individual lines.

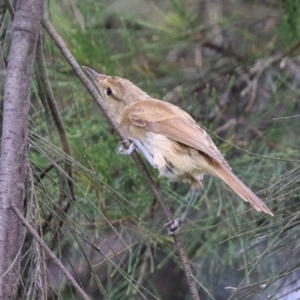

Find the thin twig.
xmin=35 ymin=36 xmax=75 ymax=249
xmin=239 ymin=38 xmax=300 ymax=99
xmin=36 ymin=36 xmax=74 ymax=199
xmin=42 ymin=17 xmax=200 ymax=300
xmin=201 ymin=123 xmax=300 ymax=164
xmin=10 ymin=204 xmax=91 ymax=300
xmin=34 ymin=159 xmax=64 ymax=184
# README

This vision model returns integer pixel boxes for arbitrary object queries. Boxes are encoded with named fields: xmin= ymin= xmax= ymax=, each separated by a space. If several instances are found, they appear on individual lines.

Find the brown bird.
xmin=84 ymin=67 xmax=273 ymax=228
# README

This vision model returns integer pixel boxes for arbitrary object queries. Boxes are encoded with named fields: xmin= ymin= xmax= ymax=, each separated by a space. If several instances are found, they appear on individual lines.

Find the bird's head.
xmin=83 ymin=67 xmax=149 ymax=119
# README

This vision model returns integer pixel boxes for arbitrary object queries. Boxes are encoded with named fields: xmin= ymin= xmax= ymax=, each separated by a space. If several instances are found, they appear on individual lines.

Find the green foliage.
xmin=21 ymin=0 xmax=300 ymax=299
xmin=279 ymin=0 xmax=300 ymax=45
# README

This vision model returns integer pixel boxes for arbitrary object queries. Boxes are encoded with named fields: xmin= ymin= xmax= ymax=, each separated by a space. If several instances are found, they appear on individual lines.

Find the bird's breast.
xmin=137 ymin=131 xmax=213 ymax=183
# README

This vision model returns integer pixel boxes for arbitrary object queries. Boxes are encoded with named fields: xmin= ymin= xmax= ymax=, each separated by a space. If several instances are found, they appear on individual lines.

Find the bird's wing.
xmin=127 ymin=100 xmax=231 ymax=169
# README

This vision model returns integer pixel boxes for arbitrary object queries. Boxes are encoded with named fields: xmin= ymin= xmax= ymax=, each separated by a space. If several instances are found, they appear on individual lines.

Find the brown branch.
xmin=42 ymin=17 xmax=200 ymax=300
xmin=36 ymin=36 xmax=74 ymax=199
xmin=10 ymin=205 xmax=91 ymax=300
xmin=283 ymin=39 xmax=300 ymax=57
xmin=35 ymin=36 xmax=76 ymax=248
xmin=34 ymin=159 xmax=64 ymax=184
xmin=0 ymin=0 xmax=43 ymax=298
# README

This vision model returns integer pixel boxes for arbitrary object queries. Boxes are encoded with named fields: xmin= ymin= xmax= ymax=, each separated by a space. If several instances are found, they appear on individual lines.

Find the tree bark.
xmin=0 ymin=0 xmax=43 ymax=298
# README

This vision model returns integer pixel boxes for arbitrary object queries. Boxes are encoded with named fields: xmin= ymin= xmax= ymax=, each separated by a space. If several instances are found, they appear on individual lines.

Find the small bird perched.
xmin=83 ymin=67 xmax=273 ymax=229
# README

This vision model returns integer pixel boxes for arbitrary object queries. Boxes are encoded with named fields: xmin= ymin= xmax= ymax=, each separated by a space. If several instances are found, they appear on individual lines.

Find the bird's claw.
xmin=116 ymin=142 xmax=136 ymax=155
xmin=164 ymin=217 xmax=184 ymax=236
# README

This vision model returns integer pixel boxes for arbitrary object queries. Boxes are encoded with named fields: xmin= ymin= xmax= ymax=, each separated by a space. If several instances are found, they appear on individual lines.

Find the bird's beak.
xmin=82 ymin=66 xmax=104 ymax=80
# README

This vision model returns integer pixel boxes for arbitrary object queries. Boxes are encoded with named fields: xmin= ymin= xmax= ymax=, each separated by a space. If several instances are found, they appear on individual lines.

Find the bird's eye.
xmin=106 ymin=87 xmax=113 ymax=96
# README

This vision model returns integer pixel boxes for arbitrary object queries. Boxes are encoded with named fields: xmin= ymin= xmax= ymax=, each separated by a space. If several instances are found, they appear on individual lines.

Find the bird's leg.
xmin=181 ymin=187 xmax=202 ymax=222
xmin=117 ymin=141 xmax=136 ymax=155
xmin=117 ymin=139 xmax=158 ymax=168
xmin=165 ymin=188 xmax=202 ymax=235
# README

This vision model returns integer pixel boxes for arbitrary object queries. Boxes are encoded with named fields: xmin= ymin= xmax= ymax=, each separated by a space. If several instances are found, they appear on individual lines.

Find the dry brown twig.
xmin=36 ymin=36 xmax=76 ymax=250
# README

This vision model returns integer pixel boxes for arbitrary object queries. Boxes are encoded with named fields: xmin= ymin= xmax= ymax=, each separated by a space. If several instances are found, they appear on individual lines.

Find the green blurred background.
xmin=4 ymin=0 xmax=300 ymax=299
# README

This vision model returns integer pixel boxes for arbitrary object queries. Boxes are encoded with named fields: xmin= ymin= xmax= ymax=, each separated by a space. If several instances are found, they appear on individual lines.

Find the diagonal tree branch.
xmin=36 ymin=36 xmax=76 ymax=248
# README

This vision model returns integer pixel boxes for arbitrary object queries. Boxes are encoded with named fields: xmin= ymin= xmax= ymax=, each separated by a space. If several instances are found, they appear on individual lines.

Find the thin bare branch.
xmin=35 ymin=36 xmax=76 ymax=249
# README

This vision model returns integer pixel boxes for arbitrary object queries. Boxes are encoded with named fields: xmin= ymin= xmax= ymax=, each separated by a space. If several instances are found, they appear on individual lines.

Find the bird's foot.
xmin=116 ymin=141 xmax=136 ymax=155
xmin=164 ymin=217 xmax=184 ymax=236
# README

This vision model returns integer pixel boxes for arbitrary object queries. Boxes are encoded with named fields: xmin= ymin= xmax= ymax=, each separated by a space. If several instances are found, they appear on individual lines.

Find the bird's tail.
xmin=212 ymin=165 xmax=273 ymax=216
